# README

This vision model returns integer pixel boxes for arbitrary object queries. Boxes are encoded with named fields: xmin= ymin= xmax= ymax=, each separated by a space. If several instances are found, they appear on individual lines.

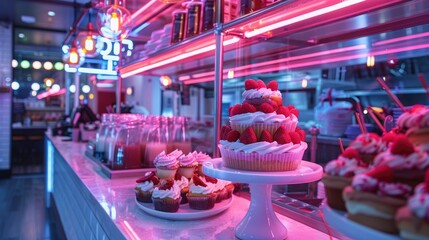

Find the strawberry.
xmin=244 ymin=79 xmax=258 ymax=90
xmin=289 ymin=132 xmax=301 ymax=144
xmin=273 ymin=126 xmax=291 ymax=144
xmin=242 ymin=102 xmax=257 ymax=113
xmin=226 ymin=130 xmax=241 ymax=142
xmin=341 ymin=148 xmax=361 ymax=160
xmin=204 ymin=175 xmax=218 ymax=184
xmin=296 ymin=129 xmax=306 ymax=141
xmin=259 ymin=103 xmax=275 ymax=113
xmin=220 ymin=125 xmax=232 ymax=140
xmin=366 ymin=165 xmax=394 ymax=182
xmin=287 ymin=105 xmax=295 ymax=110
xmin=277 ymin=106 xmax=290 ymax=118
xmin=259 ymin=130 xmax=273 ymax=142
xmin=230 ymin=104 xmax=244 ymax=116
xmin=256 ymin=80 xmax=266 ymax=89
xmin=425 ymin=168 xmax=429 ymax=193
xmin=136 ymin=171 xmax=156 ymax=183
xmin=266 ymin=80 xmax=278 ymax=90
xmin=290 ymin=108 xmax=300 ymax=118
xmin=382 ymin=132 xmax=398 ymax=143
xmin=159 ymin=179 xmax=175 ymax=190
xmin=390 ymin=135 xmax=414 ymax=156
xmin=239 ymin=127 xmax=258 ymax=144
xmin=270 ymin=101 xmax=279 ymax=111
xmin=409 ymin=104 xmax=425 ymax=113
xmin=192 ymin=174 xmax=207 ymax=187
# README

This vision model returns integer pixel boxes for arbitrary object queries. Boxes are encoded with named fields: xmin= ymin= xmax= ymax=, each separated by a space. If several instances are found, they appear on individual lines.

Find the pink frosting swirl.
xmin=348 ymin=133 xmax=383 ymax=155
xmin=352 ymin=174 xmax=378 ymax=192
xmin=154 ymin=150 xmax=181 ymax=169
xmin=192 ymin=151 xmax=211 ymax=163
xmin=378 ymin=182 xmax=412 ymax=198
xmin=178 ymin=152 xmax=198 ymax=167
xmin=397 ymin=106 xmax=429 ymax=130
xmin=373 ymin=149 xmax=429 ymax=170
xmin=325 ymin=156 xmax=367 ymax=177
xmin=408 ymin=183 xmax=429 ymax=220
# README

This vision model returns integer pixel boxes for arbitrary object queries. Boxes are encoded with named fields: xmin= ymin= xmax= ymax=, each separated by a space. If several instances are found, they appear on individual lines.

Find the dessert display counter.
xmin=45 ymin=134 xmax=333 ymax=239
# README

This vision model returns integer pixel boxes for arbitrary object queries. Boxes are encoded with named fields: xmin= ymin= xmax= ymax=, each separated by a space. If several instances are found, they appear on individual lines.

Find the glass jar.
xmin=95 ymin=113 xmax=119 ymax=159
xmin=109 ymin=120 xmax=142 ymax=170
xmin=169 ymin=116 xmax=192 ymax=154
xmin=144 ymin=116 xmax=168 ymax=168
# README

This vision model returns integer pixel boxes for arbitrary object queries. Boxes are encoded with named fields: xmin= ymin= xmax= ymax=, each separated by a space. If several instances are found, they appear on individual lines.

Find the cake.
xmin=187 ymin=174 xmax=218 ymax=210
xmin=372 ymin=135 xmax=429 ymax=188
xmin=347 ymin=133 xmax=384 ymax=165
xmin=395 ymin=169 xmax=429 ymax=240
xmin=152 ymin=179 xmax=182 ymax=212
xmin=343 ymin=165 xmax=412 ymax=234
xmin=174 ymin=172 xmax=190 ymax=204
xmin=177 ymin=152 xmax=198 ymax=178
xmin=396 ymin=105 xmax=429 ymax=150
xmin=322 ymin=148 xmax=368 ymax=211
xmin=153 ymin=150 xmax=182 ymax=179
xmin=134 ymin=171 xmax=160 ymax=203
xmin=218 ymin=79 xmax=307 ymax=172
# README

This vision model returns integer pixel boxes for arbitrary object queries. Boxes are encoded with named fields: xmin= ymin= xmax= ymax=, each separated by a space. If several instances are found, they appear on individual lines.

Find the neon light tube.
xmin=244 ymin=0 xmax=365 ymax=38
xmin=372 ymin=31 xmax=429 ymax=46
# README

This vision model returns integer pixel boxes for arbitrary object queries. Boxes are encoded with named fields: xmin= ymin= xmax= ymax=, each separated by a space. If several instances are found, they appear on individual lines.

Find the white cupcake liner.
xmin=231 ymin=121 xmax=297 ymax=138
xmin=218 ymin=145 xmax=305 ymax=171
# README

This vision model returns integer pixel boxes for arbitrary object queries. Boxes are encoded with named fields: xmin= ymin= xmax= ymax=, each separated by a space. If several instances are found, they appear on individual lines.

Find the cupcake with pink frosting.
xmin=373 ymin=135 xmax=429 ymax=188
xmin=343 ymin=165 xmax=412 ymax=234
xmin=396 ymin=105 xmax=429 ymax=150
xmin=192 ymin=151 xmax=212 ymax=176
xmin=348 ymin=133 xmax=384 ymax=165
xmin=154 ymin=150 xmax=182 ymax=179
xmin=322 ymin=148 xmax=368 ymax=211
xmin=178 ymin=152 xmax=198 ymax=178
xmin=395 ymin=169 xmax=429 ymax=240
xmin=152 ymin=179 xmax=182 ymax=212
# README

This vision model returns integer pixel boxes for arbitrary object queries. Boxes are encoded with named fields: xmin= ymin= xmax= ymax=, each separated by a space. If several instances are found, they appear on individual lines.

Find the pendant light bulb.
xmin=110 ymin=11 xmax=120 ymax=33
xmin=96 ymin=0 xmax=132 ymax=40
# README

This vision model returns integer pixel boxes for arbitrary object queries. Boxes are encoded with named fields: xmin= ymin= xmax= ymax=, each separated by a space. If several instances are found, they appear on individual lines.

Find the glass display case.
xmin=119 ymin=0 xmax=429 ymax=237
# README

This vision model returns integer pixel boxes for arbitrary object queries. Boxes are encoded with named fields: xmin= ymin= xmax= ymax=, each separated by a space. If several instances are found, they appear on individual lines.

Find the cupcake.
xmin=322 ymin=148 xmax=368 ymax=211
xmin=192 ymin=151 xmax=212 ymax=176
xmin=174 ymin=172 xmax=189 ymax=204
xmin=152 ymin=179 xmax=181 ymax=212
xmin=187 ymin=174 xmax=218 ymax=210
xmin=396 ymin=105 xmax=429 ymax=150
xmin=177 ymin=152 xmax=198 ymax=178
xmin=134 ymin=171 xmax=160 ymax=203
xmin=153 ymin=150 xmax=182 ymax=179
xmin=219 ymin=126 xmax=307 ymax=171
xmin=343 ymin=165 xmax=412 ymax=234
xmin=348 ymin=133 xmax=383 ymax=165
xmin=372 ymin=135 xmax=429 ymax=188
xmin=395 ymin=169 xmax=429 ymax=240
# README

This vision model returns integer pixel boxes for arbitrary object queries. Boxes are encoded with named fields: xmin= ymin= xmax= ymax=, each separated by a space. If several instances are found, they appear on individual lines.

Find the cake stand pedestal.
xmin=203 ymin=159 xmax=323 ymax=240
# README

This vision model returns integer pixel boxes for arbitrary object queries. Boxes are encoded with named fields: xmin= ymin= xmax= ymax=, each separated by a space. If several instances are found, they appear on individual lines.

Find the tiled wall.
xmin=0 ymin=22 xmax=12 ymax=171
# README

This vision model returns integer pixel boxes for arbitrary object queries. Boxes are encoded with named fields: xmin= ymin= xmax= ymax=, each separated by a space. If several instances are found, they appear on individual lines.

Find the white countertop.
xmin=47 ymin=135 xmax=334 ymax=240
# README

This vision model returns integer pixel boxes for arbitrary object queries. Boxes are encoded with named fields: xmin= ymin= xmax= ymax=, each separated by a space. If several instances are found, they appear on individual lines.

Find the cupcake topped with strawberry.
xmin=218 ymin=79 xmax=307 ymax=172
xmin=348 ymin=133 xmax=384 ymax=164
xmin=396 ymin=104 xmax=429 ymax=150
xmin=134 ymin=171 xmax=160 ymax=203
xmin=395 ymin=169 xmax=429 ymax=240
xmin=324 ymin=148 xmax=368 ymax=177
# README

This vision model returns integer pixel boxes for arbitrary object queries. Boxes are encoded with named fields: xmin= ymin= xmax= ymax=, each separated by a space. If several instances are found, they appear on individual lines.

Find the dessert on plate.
xmin=187 ymin=174 xmax=218 ymax=210
xmin=177 ymin=152 xmax=198 ymax=178
xmin=218 ymin=79 xmax=307 ymax=172
xmin=174 ymin=172 xmax=190 ymax=204
xmin=322 ymin=148 xmax=368 ymax=211
xmin=395 ymin=169 xmax=429 ymax=240
xmin=134 ymin=171 xmax=160 ymax=203
xmin=153 ymin=150 xmax=182 ymax=179
xmin=152 ymin=179 xmax=182 ymax=212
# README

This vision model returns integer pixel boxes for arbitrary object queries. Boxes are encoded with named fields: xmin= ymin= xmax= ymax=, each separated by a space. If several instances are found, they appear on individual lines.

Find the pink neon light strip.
xmin=244 ymin=0 xmax=365 ymax=38
xmin=121 ymin=37 xmax=239 ymax=78
xmin=122 ymin=220 xmax=141 ymax=240
xmin=372 ymin=31 xmax=429 ymax=46
xmin=130 ymin=0 xmax=158 ymax=20
xmin=36 ymin=88 xmax=66 ymax=99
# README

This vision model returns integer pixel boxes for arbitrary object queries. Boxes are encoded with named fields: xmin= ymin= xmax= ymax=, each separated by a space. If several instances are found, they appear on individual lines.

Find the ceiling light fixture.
xmin=18 ymin=33 xmax=25 ymax=38
xmin=83 ymin=22 xmax=98 ymax=57
xmin=96 ymin=0 xmax=132 ymax=40
xmin=32 ymin=61 xmax=42 ymax=69
xmin=44 ymin=61 xmax=53 ymax=70
xmin=48 ymin=11 xmax=56 ymax=17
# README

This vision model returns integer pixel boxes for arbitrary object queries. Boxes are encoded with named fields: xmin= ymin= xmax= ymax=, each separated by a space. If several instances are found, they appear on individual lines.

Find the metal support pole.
xmin=213 ymin=0 xmax=224 ymax=158
xmin=74 ymin=72 xmax=80 ymax=109
xmin=116 ymin=40 xmax=123 ymax=113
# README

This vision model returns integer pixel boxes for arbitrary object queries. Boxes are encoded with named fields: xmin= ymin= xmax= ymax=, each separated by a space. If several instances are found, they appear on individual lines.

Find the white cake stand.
xmin=203 ymin=158 xmax=323 ymax=240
